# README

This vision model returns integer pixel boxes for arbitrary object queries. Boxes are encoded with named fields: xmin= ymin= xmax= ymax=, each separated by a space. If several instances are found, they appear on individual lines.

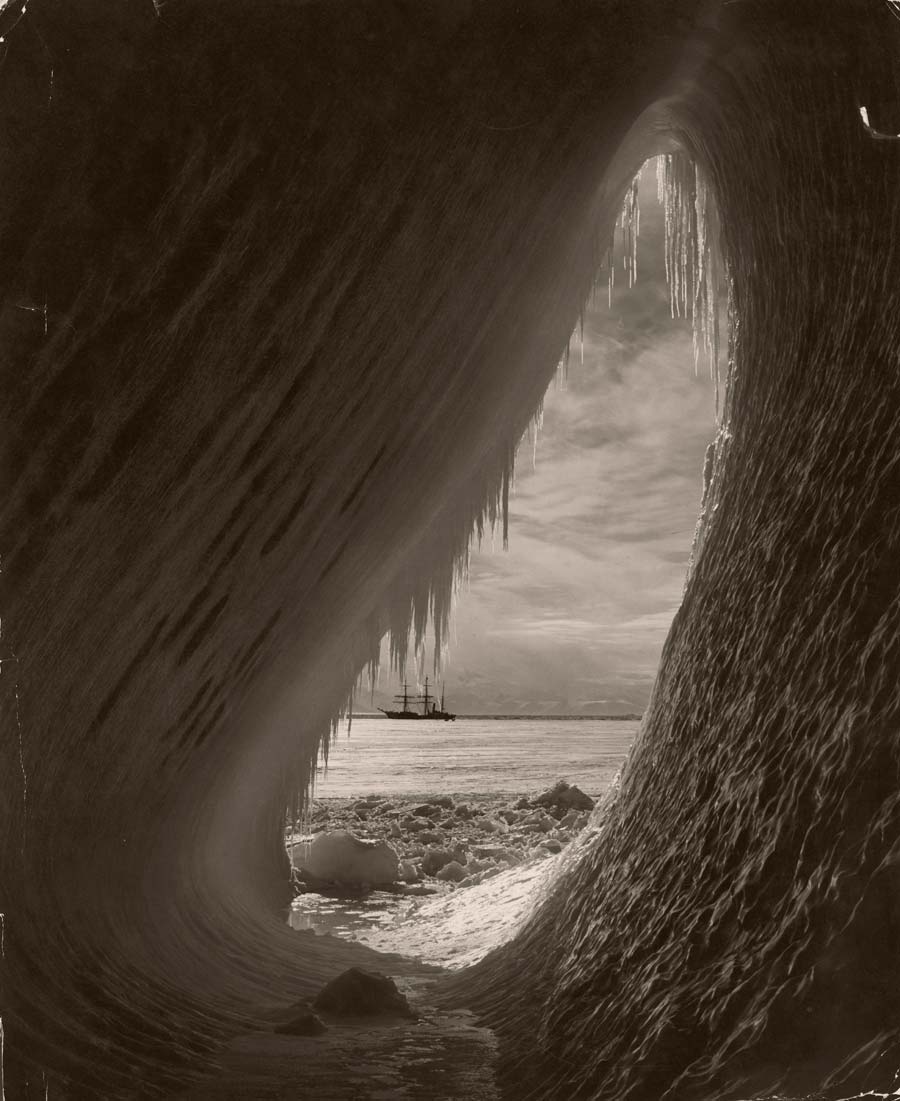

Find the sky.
xmin=368 ymin=160 xmax=718 ymax=716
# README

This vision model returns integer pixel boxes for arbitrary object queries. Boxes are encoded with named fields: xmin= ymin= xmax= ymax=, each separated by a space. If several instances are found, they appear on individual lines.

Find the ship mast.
xmin=421 ymin=676 xmax=432 ymax=716
xmin=392 ymin=682 xmax=413 ymax=713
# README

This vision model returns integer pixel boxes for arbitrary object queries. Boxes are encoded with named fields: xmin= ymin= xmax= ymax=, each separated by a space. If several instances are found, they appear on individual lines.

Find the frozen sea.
xmin=312 ymin=716 xmax=639 ymax=799
xmin=294 ymin=716 xmax=640 ymax=958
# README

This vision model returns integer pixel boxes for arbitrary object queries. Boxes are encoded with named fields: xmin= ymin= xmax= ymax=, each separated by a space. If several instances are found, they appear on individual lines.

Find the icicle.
xmin=529 ymin=399 xmax=544 ymax=469
xmin=658 ymin=152 xmax=723 ymax=412
xmin=620 ymin=169 xmax=641 ymax=290
xmin=501 ymin=453 xmax=511 ymax=550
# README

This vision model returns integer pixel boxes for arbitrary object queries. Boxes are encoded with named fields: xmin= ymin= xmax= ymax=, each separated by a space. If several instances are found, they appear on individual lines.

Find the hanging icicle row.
xmin=299 ymin=155 xmax=730 ymax=823
xmin=658 ymin=152 xmax=725 ymax=415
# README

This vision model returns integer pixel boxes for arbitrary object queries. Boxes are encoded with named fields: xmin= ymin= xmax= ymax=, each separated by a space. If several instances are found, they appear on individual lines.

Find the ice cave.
xmin=2 ymin=0 xmax=900 ymax=1097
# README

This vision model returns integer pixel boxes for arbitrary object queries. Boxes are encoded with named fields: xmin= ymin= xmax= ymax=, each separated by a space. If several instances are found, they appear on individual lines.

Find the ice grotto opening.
xmin=2 ymin=0 xmax=900 ymax=1097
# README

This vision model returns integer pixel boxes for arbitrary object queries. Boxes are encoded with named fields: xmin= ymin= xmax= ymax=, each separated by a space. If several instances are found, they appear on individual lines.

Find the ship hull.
xmin=378 ymin=710 xmax=456 ymax=721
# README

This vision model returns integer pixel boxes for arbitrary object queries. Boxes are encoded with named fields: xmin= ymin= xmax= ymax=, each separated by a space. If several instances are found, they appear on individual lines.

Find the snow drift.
xmin=2 ymin=0 xmax=900 ymax=1097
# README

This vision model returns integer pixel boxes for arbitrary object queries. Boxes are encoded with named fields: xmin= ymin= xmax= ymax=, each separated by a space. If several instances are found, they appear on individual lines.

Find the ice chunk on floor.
xmin=291 ymin=830 xmax=399 ymax=887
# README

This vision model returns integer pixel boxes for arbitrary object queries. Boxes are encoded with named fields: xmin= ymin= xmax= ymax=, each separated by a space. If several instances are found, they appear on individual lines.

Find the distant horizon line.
xmin=350 ymin=712 xmax=644 ymax=721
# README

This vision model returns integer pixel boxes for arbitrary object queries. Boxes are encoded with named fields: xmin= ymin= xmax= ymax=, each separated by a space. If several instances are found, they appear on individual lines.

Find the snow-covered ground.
xmin=288 ymin=743 xmax=622 ymax=972
xmin=288 ymin=786 xmax=609 ymax=971
xmin=355 ymin=855 xmax=562 ymax=969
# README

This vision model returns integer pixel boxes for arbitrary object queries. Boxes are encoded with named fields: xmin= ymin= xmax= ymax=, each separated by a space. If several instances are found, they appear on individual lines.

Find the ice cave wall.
xmin=1 ymin=0 xmax=899 ymax=1098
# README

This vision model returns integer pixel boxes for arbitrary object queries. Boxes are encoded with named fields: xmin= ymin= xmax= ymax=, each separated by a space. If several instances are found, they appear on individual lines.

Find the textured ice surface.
xmin=360 ymin=852 xmax=564 ymax=970
xmin=2 ymin=1 xmax=900 ymax=1099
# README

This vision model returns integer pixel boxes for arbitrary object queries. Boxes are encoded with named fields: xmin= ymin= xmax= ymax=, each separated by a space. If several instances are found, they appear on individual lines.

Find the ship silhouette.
xmin=379 ymin=676 xmax=456 ymax=721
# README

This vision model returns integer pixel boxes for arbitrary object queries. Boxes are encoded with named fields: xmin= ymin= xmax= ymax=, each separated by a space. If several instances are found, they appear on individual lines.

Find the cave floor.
xmin=178 ymin=805 xmax=560 ymax=1097
xmin=180 ymin=975 xmax=499 ymax=1100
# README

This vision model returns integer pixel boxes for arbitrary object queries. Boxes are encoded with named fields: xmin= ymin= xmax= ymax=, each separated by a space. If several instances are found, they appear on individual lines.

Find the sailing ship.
xmin=379 ymin=677 xmax=456 ymax=721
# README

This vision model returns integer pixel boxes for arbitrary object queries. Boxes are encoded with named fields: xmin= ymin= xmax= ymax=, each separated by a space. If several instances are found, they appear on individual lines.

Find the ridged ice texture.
xmin=2 ymin=1 xmax=900 ymax=1098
